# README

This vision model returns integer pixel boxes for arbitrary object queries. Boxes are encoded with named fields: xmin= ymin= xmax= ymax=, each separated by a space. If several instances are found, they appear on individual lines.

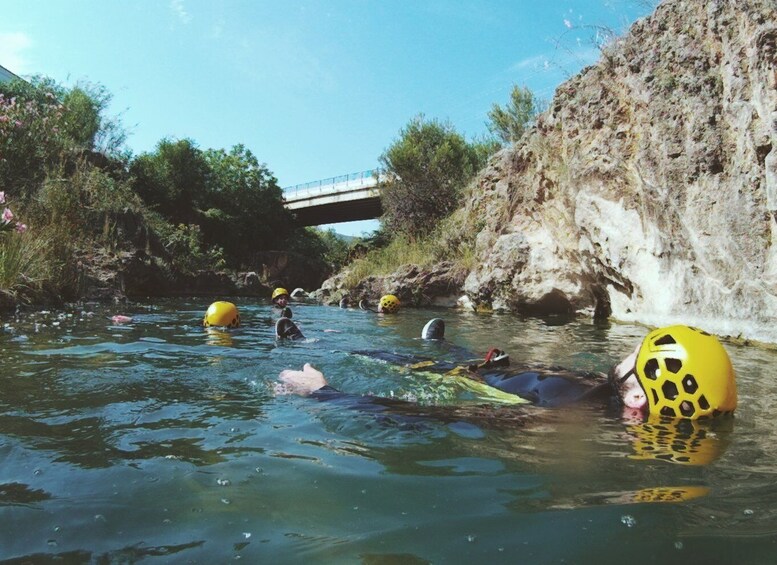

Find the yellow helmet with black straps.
xmin=635 ymin=325 xmax=736 ymax=419
xmin=378 ymin=294 xmax=400 ymax=314
xmin=203 ymin=301 xmax=241 ymax=328
xmin=272 ymin=287 xmax=289 ymax=301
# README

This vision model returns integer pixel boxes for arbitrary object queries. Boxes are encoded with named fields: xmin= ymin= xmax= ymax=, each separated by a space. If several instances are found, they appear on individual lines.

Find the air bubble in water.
xmin=744 ymin=509 xmax=754 ymax=516
xmin=467 ymin=535 xmax=476 ymax=543
xmin=621 ymin=515 xmax=636 ymax=528
xmin=217 ymin=478 xmax=231 ymax=486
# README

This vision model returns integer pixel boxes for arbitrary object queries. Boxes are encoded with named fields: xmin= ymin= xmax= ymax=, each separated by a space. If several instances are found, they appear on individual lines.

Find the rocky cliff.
xmin=460 ymin=0 xmax=777 ymax=342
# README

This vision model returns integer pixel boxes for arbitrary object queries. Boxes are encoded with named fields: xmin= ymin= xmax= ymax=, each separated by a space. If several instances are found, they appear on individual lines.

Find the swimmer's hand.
xmin=276 ymin=363 xmax=327 ymax=395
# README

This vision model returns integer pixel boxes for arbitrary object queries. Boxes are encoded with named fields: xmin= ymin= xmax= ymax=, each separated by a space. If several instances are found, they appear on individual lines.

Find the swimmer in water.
xmin=203 ymin=301 xmax=241 ymax=328
xmin=277 ymin=320 xmax=737 ymax=422
xmin=358 ymin=294 xmax=401 ymax=314
xmin=203 ymin=300 xmax=299 ymax=343
xmin=271 ymin=287 xmax=293 ymax=319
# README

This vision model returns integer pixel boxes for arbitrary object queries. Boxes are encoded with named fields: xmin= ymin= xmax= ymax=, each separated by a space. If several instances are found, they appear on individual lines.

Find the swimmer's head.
xmin=203 ymin=301 xmax=241 ymax=328
xmin=272 ymin=287 xmax=289 ymax=306
xmin=378 ymin=294 xmax=400 ymax=314
xmin=619 ymin=325 xmax=737 ymax=420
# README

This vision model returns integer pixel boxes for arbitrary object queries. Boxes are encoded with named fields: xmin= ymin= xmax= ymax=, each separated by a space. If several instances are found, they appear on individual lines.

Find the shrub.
xmin=379 ymin=116 xmax=486 ymax=239
xmin=486 ymin=84 xmax=543 ymax=145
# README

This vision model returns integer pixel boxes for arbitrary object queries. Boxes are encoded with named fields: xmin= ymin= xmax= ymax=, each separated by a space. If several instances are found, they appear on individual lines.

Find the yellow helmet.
xmin=635 ymin=325 xmax=736 ymax=419
xmin=378 ymin=294 xmax=400 ymax=314
xmin=626 ymin=419 xmax=727 ymax=466
xmin=203 ymin=301 xmax=240 ymax=328
xmin=272 ymin=287 xmax=289 ymax=301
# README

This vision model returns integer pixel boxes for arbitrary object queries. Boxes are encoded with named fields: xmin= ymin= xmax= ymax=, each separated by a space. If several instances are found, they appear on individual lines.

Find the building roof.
xmin=0 ymin=64 xmax=20 ymax=83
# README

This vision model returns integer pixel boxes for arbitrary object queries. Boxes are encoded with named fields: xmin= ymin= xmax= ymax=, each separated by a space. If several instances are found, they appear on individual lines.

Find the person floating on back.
xmin=278 ymin=321 xmax=737 ymax=422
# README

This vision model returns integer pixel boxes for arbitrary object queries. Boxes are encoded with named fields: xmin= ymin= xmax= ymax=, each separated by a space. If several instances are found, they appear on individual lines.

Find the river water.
xmin=1 ymin=299 xmax=776 ymax=563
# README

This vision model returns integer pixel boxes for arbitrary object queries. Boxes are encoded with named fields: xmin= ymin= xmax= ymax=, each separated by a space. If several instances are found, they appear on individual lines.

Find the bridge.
xmin=283 ymin=169 xmax=384 ymax=226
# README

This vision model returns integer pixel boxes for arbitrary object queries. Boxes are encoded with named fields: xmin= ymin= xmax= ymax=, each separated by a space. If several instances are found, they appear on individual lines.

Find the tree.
xmin=130 ymin=138 xmax=210 ymax=224
xmin=486 ymin=84 xmax=542 ymax=144
xmin=379 ymin=116 xmax=483 ymax=239
xmin=201 ymin=144 xmax=293 ymax=265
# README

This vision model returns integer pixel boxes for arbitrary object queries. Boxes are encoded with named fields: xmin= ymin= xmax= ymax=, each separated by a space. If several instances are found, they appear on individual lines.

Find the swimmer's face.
xmin=609 ymin=344 xmax=648 ymax=417
xmin=274 ymin=295 xmax=289 ymax=307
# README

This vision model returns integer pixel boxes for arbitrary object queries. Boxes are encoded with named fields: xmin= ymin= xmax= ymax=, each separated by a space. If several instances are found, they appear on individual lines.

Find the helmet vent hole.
xmin=660 ymin=406 xmax=676 ymax=417
xmin=665 ymin=358 xmax=682 ymax=373
xmin=679 ymin=401 xmax=695 ymax=417
xmin=682 ymin=375 xmax=698 ymax=394
xmin=654 ymin=334 xmax=677 ymax=346
xmin=644 ymin=359 xmax=660 ymax=380
xmin=662 ymin=381 xmax=679 ymax=400
xmin=698 ymin=395 xmax=710 ymax=410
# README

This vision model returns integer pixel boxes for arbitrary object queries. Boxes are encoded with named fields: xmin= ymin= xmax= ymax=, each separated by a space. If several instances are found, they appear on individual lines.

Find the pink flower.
xmin=2 ymin=208 xmax=13 ymax=223
xmin=0 ymin=192 xmax=5 ymax=204
xmin=14 ymin=120 xmax=22 ymax=127
xmin=0 ymin=116 xmax=8 ymax=123
xmin=15 ymin=223 xmax=27 ymax=233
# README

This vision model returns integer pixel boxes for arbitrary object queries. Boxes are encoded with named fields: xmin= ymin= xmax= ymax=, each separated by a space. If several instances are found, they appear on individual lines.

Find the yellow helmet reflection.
xmin=626 ymin=418 xmax=729 ymax=466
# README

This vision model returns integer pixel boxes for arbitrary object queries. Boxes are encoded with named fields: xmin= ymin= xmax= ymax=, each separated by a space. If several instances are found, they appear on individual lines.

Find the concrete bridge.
xmin=283 ymin=169 xmax=384 ymax=226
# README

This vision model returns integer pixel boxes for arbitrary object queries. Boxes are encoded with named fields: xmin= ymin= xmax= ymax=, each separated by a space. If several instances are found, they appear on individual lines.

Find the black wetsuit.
xmin=274 ymin=305 xmax=293 ymax=319
xmin=478 ymin=366 xmax=611 ymax=407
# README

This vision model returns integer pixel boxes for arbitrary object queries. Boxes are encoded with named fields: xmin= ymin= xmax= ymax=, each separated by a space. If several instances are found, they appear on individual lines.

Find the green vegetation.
xmin=342 ymin=211 xmax=476 ymax=288
xmin=486 ymin=84 xmax=543 ymax=145
xmin=0 ymin=71 xmax=543 ymax=305
xmin=0 ymin=76 xmax=343 ymax=304
xmin=379 ymin=115 xmax=496 ymax=239
xmin=130 ymin=139 xmax=296 ymax=267
xmin=342 ymin=85 xmax=544 ymax=290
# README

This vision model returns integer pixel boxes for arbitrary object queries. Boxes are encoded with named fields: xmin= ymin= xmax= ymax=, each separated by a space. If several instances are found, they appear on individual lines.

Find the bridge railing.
xmin=283 ymin=168 xmax=384 ymax=198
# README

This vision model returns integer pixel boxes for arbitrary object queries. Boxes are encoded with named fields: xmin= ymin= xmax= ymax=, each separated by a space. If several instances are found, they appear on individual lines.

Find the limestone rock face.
xmin=463 ymin=0 xmax=777 ymax=341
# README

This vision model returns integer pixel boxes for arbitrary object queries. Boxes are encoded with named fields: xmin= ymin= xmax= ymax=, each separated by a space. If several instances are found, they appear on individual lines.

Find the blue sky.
xmin=1 ymin=1 xmax=653 ymax=235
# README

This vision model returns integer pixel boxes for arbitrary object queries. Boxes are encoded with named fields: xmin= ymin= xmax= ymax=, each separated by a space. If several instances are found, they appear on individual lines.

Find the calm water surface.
xmin=2 ymin=299 xmax=777 ymax=563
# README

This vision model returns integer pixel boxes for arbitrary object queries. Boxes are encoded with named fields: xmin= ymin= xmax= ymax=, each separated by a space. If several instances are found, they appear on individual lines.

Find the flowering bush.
xmin=0 ymin=191 xmax=26 ymax=234
xmin=0 ymin=88 xmax=67 ymax=199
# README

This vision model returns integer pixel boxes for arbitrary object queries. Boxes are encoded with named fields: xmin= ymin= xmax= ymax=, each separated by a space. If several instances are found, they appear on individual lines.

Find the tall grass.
xmin=342 ymin=211 xmax=478 ymax=288
xmin=0 ymin=231 xmax=58 ymax=300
